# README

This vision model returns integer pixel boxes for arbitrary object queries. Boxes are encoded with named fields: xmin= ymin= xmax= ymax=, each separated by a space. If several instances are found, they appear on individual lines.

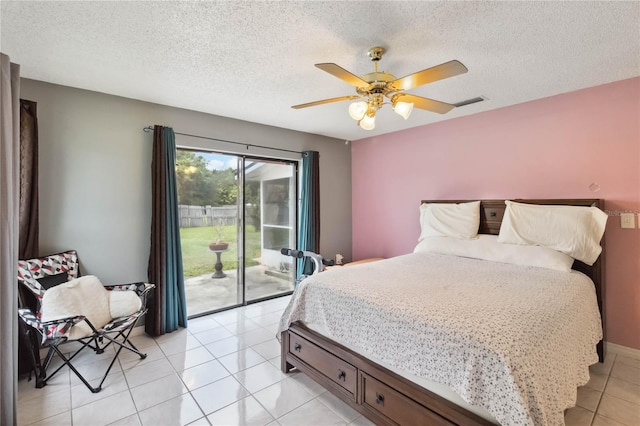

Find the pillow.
xmin=419 ymin=201 xmax=481 ymax=240
xmin=37 ymin=273 xmax=70 ymax=290
xmin=497 ymin=201 xmax=607 ymax=265
xmin=41 ymin=275 xmax=112 ymax=340
xmin=414 ymin=234 xmax=575 ymax=271
xmin=109 ymin=291 xmax=142 ymax=319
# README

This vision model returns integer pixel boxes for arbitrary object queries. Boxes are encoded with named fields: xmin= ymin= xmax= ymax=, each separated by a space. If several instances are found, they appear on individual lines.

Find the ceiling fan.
xmin=292 ymin=47 xmax=468 ymax=130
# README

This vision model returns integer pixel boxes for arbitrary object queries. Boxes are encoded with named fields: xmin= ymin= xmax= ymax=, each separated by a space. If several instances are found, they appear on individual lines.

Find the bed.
xmin=278 ymin=199 xmax=606 ymax=426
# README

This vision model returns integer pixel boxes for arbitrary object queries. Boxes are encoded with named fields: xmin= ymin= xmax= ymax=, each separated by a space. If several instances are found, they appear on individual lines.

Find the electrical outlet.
xmin=620 ymin=213 xmax=635 ymax=229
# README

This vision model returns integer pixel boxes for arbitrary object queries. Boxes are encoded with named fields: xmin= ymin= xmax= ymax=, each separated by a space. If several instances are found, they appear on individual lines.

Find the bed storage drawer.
xmin=288 ymin=331 xmax=357 ymax=395
xmin=361 ymin=372 xmax=454 ymax=426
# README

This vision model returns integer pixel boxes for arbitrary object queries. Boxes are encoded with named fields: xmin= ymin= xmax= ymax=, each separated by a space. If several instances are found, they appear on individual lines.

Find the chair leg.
xmin=42 ymin=340 xmax=93 ymax=387
xmin=101 ymin=327 xmax=147 ymax=359
xmin=115 ymin=329 xmax=147 ymax=359
xmin=46 ymin=341 xmax=102 ymax=393
xmin=34 ymin=321 xmax=148 ymax=393
xmin=93 ymin=323 xmax=146 ymax=390
xmin=36 ymin=347 xmax=56 ymax=388
xmin=93 ymin=335 xmax=105 ymax=354
xmin=19 ymin=324 xmax=47 ymax=388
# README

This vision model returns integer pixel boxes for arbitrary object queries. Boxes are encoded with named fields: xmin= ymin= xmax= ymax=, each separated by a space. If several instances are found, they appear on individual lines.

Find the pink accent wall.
xmin=352 ymin=77 xmax=640 ymax=350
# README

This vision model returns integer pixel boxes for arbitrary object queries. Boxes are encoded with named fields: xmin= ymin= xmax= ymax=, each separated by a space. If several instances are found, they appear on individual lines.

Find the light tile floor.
xmin=17 ymin=295 xmax=640 ymax=426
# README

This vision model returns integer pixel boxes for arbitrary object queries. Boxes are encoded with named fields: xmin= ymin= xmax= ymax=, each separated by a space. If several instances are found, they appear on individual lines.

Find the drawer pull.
xmin=375 ymin=393 xmax=384 ymax=405
xmin=337 ymin=369 xmax=346 ymax=381
xmin=294 ymin=343 xmax=302 ymax=352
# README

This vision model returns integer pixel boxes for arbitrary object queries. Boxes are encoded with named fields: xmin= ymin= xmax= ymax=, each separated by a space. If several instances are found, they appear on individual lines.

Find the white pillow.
xmin=41 ymin=275 xmax=112 ymax=340
xmin=414 ymin=234 xmax=575 ymax=272
xmin=419 ymin=201 xmax=480 ymax=240
xmin=109 ymin=291 xmax=142 ymax=319
xmin=497 ymin=201 xmax=607 ymax=265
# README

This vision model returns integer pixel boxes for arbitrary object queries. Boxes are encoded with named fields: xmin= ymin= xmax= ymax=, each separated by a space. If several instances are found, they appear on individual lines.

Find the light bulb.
xmin=393 ymin=101 xmax=414 ymax=120
xmin=359 ymin=114 xmax=375 ymax=130
xmin=348 ymin=101 xmax=368 ymax=120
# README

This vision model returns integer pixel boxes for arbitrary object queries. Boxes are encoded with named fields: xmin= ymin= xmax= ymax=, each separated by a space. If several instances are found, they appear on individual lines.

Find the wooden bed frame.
xmin=281 ymin=199 xmax=605 ymax=426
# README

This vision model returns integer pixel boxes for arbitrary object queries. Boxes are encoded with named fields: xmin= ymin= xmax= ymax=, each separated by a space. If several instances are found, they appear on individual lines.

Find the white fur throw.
xmin=41 ymin=275 xmax=112 ymax=340
xmin=109 ymin=290 xmax=142 ymax=319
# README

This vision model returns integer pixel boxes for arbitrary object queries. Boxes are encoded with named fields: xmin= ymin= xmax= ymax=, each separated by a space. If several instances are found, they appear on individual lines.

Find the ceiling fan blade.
xmin=391 ymin=60 xmax=468 ymax=91
xmin=315 ymin=63 xmax=370 ymax=88
xmin=291 ymin=95 xmax=362 ymax=109
xmin=396 ymin=94 xmax=455 ymax=114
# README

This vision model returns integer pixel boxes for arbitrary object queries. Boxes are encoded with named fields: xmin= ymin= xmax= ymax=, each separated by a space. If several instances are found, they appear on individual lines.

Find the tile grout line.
xmin=127 ymin=320 xmax=280 ymax=424
xmin=119 ymin=348 xmax=144 ymax=426
xmin=205 ymin=324 xmax=284 ymax=423
xmin=183 ymin=324 xmax=288 ymax=424
xmin=150 ymin=330 xmax=211 ymax=425
xmin=591 ymin=354 xmax=640 ymax=426
xmin=589 ymin=369 xmax=611 ymax=426
xmin=190 ymin=313 xmax=295 ymax=423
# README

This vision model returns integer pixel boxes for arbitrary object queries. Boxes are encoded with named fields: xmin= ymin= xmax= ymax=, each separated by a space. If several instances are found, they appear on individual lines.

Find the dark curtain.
xmin=297 ymin=151 xmax=320 ymax=277
xmin=0 ymin=52 xmax=20 ymax=426
xmin=18 ymin=99 xmax=38 ymax=260
xmin=146 ymin=125 xmax=187 ymax=336
xmin=17 ymin=99 xmax=39 ymax=375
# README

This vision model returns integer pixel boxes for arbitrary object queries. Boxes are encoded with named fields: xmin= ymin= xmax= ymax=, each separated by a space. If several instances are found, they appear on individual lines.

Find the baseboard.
xmin=606 ymin=341 xmax=640 ymax=360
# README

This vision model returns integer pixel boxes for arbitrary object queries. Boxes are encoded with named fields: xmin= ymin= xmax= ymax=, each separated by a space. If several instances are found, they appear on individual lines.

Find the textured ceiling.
xmin=2 ymin=1 xmax=639 ymax=141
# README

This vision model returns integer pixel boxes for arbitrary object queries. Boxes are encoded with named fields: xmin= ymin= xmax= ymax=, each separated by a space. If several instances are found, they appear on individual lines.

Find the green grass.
xmin=179 ymin=225 xmax=262 ymax=278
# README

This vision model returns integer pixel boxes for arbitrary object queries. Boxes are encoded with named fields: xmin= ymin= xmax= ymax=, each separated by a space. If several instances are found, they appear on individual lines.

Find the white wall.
xmin=20 ymin=79 xmax=352 ymax=284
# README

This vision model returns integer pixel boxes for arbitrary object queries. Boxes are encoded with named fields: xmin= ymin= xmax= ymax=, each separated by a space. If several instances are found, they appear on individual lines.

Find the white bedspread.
xmin=278 ymin=253 xmax=602 ymax=426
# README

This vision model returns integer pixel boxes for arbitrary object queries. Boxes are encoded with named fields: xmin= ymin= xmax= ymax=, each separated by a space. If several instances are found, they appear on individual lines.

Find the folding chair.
xmin=17 ymin=250 xmax=155 ymax=393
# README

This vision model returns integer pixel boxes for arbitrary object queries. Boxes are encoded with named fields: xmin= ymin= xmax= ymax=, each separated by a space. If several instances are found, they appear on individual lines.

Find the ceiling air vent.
xmin=453 ymin=96 xmax=486 ymax=108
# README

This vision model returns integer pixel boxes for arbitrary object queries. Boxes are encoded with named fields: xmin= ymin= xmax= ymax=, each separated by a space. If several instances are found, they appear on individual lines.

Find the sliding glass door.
xmin=244 ymin=159 xmax=297 ymax=302
xmin=176 ymin=149 xmax=297 ymax=317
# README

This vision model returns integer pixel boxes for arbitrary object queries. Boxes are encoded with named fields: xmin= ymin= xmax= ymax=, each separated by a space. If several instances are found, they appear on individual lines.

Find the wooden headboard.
xmin=421 ymin=199 xmax=606 ymax=362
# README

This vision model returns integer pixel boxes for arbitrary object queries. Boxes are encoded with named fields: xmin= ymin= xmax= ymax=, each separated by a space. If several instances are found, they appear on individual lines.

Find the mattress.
xmin=278 ymin=253 xmax=602 ymax=426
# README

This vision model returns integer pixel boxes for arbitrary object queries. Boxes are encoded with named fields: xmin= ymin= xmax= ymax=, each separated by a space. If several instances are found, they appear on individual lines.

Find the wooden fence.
xmin=179 ymin=205 xmax=237 ymax=228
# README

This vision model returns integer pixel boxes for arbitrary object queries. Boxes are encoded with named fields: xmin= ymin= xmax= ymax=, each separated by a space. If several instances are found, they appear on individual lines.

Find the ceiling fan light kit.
xmin=392 ymin=96 xmax=414 ymax=120
xmin=359 ymin=113 xmax=376 ymax=130
xmin=292 ymin=46 xmax=470 ymax=130
xmin=348 ymin=101 xmax=368 ymax=121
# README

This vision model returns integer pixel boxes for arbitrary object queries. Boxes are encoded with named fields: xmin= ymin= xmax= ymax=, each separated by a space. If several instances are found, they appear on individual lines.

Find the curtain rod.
xmin=143 ymin=126 xmax=303 ymax=155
